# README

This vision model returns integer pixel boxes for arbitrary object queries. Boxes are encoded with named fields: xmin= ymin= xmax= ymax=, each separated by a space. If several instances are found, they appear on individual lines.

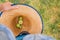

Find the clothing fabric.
xmin=23 ymin=34 xmax=55 ymax=40
xmin=0 ymin=24 xmax=16 ymax=40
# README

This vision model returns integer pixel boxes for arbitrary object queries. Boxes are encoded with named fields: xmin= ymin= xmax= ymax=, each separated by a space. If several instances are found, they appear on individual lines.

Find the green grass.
xmin=0 ymin=0 xmax=60 ymax=40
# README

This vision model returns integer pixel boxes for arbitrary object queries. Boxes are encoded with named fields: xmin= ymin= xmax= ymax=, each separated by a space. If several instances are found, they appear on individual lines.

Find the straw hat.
xmin=0 ymin=2 xmax=43 ymax=36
